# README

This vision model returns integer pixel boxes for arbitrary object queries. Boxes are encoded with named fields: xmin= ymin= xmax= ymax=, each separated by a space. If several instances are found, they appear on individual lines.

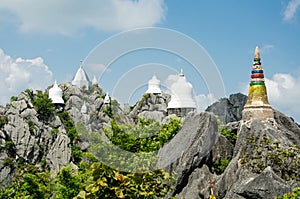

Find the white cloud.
xmin=87 ymin=63 xmax=111 ymax=74
xmin=265 ymin=74 xmax=300 ymax=117
xmin=195 ymin=93 xmax=217 ymax=112
xmin=241 ymin=72 xmax=300 ymax=122
xmin=0 ymin=0 xmax=166 ymax=35
xmin=0 ymin=48 xmax=53 ymax=104
xmin=283 ymin=0 xmax=300 ymax=21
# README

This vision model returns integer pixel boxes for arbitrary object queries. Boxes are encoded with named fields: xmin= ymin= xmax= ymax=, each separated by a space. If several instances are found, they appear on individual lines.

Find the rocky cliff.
xmin=0 ymin=84 xmax=299 ymax=198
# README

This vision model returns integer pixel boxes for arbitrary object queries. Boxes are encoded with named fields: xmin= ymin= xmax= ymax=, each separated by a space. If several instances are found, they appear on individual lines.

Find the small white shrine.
xmin=49 ymin=81 xmax=64 ymax=105
xmin=145 ymin=75 xmax=162 ymax=94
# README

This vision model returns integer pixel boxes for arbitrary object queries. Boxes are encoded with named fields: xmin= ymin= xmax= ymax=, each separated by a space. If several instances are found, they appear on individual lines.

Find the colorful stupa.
xmin=242 ymin=46 xmax=274 ymax=121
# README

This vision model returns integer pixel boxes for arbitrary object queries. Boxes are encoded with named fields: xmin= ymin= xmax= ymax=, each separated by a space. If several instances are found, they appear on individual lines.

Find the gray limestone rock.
xmin=157 ymin=112 xmax=219 ymax=195
xmin=46 ymin=133 xmax=71 ymax=174
xmin=130 ymin=93 xmax=170 ymax=118
xmin=206 ymin=93 xmax=247 ymax=124
xmin=222 ymin=167 xmax=293 ymax=199
xmin=138 ymin=110 xmax=165 ymax=123
xmin=175 ymin=165 xmax=213 ymax=199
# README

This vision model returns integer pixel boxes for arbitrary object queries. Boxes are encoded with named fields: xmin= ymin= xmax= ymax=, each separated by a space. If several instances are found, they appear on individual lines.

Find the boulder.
xmin=157 ymin=112 xmax=219 ymax=195
xmin=175 ymin=165 xmax=213 ymax=199
xmin=222 ymin=167 xmax=293 ymax=199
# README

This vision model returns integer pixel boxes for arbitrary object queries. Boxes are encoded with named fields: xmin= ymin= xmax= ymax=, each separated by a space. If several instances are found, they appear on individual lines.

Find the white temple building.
xmin=49 ymin=81 xmax=64 ymax=105
xmin=145 ymin=75 xmax=162 ymax=94
xmin=81 ymin=101 xmax=87 ymax=114
xmin=72 ymin=62 xmax=91 ymax=89
xmin=104 ymin=93 xmax=110 ymax=104
xmin=167 ymin=69 xmax=197 ymax=117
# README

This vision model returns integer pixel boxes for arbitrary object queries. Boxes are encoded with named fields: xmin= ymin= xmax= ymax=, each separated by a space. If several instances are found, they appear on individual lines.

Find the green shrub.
xmin=212 ymin=158 xmax=230 ymax=175
xmin=57 ymin=111 xmax=78 ymax=142
xmin=5 ymin=141 xmax=14 ymax=151
xmin=71 ymin=145 xmax=83 ymax=164
xmin=75 ymin=162 xmax=174 ymax=199
xmin=242 ymin=134 xmax=300 ymax=182
xmin=275 ymin=187 xmax=300 ymax=199
xmin=33 ymin=92 xmax=55 ymax=120
xmin=3 ymin=157 xmax=15 ymax=166
xmin=27 ymin=120 xmax=35 ymax=135
xmin=56 ymin=166 xmax=82 ymax=199
xmin=219 ymin=126 xmax=237 ymax=145
xmin=10 ymin=96 xmax=18 ymax=102
xmin=51 ymin=128 xmax=59 ymax=134
xmin=0 ymin=115 xmax=8 ymax=128
xmin=105 ymin=117 xmax=181 ymax=153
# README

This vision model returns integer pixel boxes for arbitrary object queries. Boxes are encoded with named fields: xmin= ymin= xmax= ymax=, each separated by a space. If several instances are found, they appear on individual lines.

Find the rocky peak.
xmin=206 ymin=93 xmax=247 ymax=124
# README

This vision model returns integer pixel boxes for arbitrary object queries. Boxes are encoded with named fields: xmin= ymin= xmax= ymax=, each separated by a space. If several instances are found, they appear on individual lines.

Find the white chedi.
xmin=145 ymin=75 xmax=162 ymax=94
xmin=167 ymin=70 xmax=197 ymax=109
xmin=92 ymin=75 xmax=98 ymax=86
xmin=49 ymin=81 xmax=64 ymax=104
xmin=72 ymin=63 xmax=91 ymax=89
xmin=104 ymin=93 xmax=110 ymax=104
xmin=81 ymin=101 xmax=87 ymax=114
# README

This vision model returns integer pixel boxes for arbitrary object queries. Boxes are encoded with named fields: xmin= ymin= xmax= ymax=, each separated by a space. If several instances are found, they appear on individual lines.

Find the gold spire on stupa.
xmin=242 ymin=46 xmax=274 ymax=121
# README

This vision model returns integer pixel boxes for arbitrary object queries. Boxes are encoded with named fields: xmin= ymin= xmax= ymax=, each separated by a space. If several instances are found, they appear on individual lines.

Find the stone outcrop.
xmin=1 ymin=83 xmax=299 ymax=198
xmin=206 ymin=93 xmax=247 ymax=124
xmin=156 ymin=105 xmax=300 ymax=198
xmin=0 ymin=91 xmax=71 ymax=185
xmin=157 ymin=112 xmax=219 ymax=195
xmin=130 ymin=93 xmax=170 ymax=122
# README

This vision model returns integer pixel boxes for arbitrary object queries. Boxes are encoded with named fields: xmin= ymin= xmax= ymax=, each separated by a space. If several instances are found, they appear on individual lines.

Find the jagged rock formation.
xmin=0 ymin=82 xmax=130 ymax=186
xmin=130 ymin=93 xmax=170 ymax=122
xmin=162 ymin=108 xmax=300 ymax=198
xmin=1 ymin=84 xmax=299 ymax=198
xmin=0 ymin=91 xmax=71 ymax=185
xmin=157 ymin=112 xmax=219 ymax=197
xmin=206 ymin=93 xmax=247 ymax=124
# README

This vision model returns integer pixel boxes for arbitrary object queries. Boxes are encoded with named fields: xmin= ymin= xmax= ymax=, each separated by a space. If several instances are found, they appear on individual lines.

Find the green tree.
xmin=33 ymin=92 xmax=55 ymax=120
xmin=55 ymin=166 xmax=82 ymax=199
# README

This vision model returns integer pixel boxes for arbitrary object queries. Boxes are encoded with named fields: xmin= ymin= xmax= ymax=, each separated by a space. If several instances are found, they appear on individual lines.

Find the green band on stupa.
xmin=250 ymin=81 xmax=265 ymax=86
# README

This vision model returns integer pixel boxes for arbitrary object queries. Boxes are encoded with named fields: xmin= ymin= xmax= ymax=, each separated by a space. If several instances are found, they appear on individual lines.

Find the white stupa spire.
xmin=92 ymin=76 xmax=98 ymax=86
xmin=72 ymin=61 xmax=91 ymax=89
xmin=49 ymin=80 xmax=64 ymax=104
xmin=145 ymin=75 xmax=162 ymax=94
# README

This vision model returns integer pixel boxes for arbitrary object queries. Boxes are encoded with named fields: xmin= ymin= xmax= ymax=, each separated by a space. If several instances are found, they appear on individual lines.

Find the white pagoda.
xmin=49 ymin=81 xmax=64 ymax=105
xmin=72 ymin=61 xmax=91 ymax=89
xmin=145 ymin=75 xmax=162 ymax=94
xmin=167 ymin=69 xmax=197 ymax=117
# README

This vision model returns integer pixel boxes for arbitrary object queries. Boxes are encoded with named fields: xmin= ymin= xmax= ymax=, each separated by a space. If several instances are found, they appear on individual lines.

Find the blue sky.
xmin=0 ymin=0 xmax=300 ymax=122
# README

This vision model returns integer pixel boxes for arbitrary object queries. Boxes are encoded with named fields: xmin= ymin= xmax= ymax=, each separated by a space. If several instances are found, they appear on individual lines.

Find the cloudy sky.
xmin=0 ymin=0 xmax=300 ymax=122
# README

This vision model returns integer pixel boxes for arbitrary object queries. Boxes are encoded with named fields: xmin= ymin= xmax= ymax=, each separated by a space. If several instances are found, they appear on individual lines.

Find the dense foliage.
xmin=242 ymin=134 xmax=300 ymax=182
xmin=275 ymin=187 xmax=300 ymax=199
xmin=212 ymin=158 xmax=230 ymax=175
xmin=33 ymin=92 xmax=55 ymax=120
xmin=218 ymin=126 xmax=237 ymax=145
xmin=105 ymin=117 xmax=182 ymax=153
xmin=0 ymin=113 xmax=180 ymax=198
